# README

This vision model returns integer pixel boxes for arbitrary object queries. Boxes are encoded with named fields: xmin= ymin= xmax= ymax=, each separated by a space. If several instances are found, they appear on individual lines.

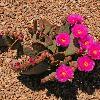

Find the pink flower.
xmin=77 ymin=55 xmax=95 ymax=72
xmin=55 ymin=33 xmax=70 ymax=47
xmin=67 ymin=14 xmax=84 ymax=25
xmin=88 ymin=42 xmax=100 ymax=60
xmin=72 ymin=24 xmax=88 ymax=39
xmin=79 ymin=34 xmax=95 ymax=49
xmin=55 ymin=64 xmax=74 ymax=82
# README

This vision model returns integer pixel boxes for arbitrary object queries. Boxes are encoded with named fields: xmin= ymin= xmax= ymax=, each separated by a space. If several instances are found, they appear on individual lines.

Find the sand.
xmin=0 ymin=0 xmax=100 ymax=100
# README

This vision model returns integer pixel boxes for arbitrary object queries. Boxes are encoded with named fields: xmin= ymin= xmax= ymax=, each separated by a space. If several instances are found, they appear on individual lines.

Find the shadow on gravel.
xmin=17 ymin=61 xmax=100 ymax=100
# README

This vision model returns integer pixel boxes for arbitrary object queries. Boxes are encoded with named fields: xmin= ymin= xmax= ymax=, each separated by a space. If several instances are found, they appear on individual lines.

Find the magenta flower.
xmin=72 ymin=24 xmax=88 ymax=39
xmin=67 ymin=14 xmax=84 ymax=25
xmin=79 ymin=34 xmax=95 ymax=49
xmin=55 ymin=33 xmax=70 ymax=47
xmin=77 ymin=55 xmax=95 ymax=72
xmin=88 ymin=42 xmax=100 ymax=60
xmin=55 ymin=64 xmax=74 ymax=82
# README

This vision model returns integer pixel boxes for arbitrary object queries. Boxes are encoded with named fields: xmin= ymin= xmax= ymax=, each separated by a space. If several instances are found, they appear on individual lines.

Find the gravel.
xmin=0 ymin=0 xmax=100 ymax=100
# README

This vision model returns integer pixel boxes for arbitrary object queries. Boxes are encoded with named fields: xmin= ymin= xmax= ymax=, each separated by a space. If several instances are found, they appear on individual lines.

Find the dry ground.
xmin=0 ymin=0 xmax=100 ymax=100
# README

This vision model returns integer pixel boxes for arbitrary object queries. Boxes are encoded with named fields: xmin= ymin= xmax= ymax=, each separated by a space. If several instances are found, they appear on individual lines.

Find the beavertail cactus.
xmin=1 ymin=14 xmax=99 ymax=83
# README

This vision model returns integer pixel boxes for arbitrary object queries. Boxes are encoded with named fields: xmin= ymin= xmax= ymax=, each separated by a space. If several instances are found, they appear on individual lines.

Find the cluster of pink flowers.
xmin=55 ymin=14 xmax=100 ymax=82
xmin=68 ymin=14 xmax=100 ymax=56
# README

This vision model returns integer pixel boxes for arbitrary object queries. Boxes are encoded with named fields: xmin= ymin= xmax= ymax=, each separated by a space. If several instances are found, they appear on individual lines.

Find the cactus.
xmin=1 ymin=14 xmax=99 ymax=84
xmin=64 ymin=33 xmax=79 ymax=56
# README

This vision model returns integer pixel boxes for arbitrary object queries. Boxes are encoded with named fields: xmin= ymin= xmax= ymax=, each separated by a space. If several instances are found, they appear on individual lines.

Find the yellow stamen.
xmin=93 ymin=50 xmax=97 ymax=55
xmin=61 ymin=38 xmax=66 ymax=42
xmin=84 ymin=41 xmax=89 ymax=45
xmin=61 ymin=72 xmax=67 ymax=77
xmin=84 ymin=61 xmax=88 ymax=67
xmin=78 ymin=30 xmax=82 ymax=34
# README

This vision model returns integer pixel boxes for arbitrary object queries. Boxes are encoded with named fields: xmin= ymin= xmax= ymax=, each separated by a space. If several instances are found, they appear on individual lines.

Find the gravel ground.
xmin=0 ymin=0 xmax=100 ymax=100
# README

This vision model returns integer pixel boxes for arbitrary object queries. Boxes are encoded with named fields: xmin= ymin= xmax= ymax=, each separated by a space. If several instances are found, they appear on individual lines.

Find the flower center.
xmin=61 ymin=38 xmax=66 ymax=43
xmin=84 ymin=61 xmax=88 ymax=67
xmin=78 ymin=30 xmax=82 ymax=34
xmin=61 ymin=71 xmax=67 ymax=77
xmin=84 ymin=41 xmax=89 ymax=45
xmin=72 ymin=19 xmax=75 ymax=22
xmin=93 ymin=50 xmax=97 ymax=55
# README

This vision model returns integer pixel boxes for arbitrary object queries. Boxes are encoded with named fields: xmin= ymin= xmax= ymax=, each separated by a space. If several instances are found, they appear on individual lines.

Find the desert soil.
xmin=0 ymin=0 xmax=100 ymax=100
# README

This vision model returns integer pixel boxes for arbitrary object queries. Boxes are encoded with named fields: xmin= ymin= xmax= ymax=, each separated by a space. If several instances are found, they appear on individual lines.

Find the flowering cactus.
xmin=1 ymin=14 xmax=99 ymax=84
